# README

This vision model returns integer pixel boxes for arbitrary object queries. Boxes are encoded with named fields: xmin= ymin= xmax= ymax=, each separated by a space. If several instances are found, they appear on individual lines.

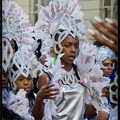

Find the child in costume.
xmin=6 ymin=48 xmax=59 ymax=119
xmin=32 ymin=0 xmax=110 ymax=119
xmin=2 ymin=28 xmax=24 ymax=120
xmin=95 ymin=46 xmax=116 ymax=98
xmin=95 ymin=45 xmax=117 ymax=120
xmin=6 ymin=50 xmax=36 ymax=119
xmin=2 ymin=0 xmax=38 ymax=95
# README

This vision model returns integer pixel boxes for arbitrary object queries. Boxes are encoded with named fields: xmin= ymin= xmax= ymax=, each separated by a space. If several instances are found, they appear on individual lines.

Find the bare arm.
xmin=84 ymin=104 xmax=96 ymax=119
xmin=32 ymin=73 xmax=59 ymax=120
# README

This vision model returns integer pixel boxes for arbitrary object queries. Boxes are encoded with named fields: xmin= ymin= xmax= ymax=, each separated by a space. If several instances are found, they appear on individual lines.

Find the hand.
xmin=37 ymin=83 xmax=60 ymax=100
xmin=88 ymin=16 xmax=118 ymax=54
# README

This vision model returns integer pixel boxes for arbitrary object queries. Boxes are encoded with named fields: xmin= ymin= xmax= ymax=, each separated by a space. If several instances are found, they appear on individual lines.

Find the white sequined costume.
xmin=34 ymin=0 xmax=110 ymax=119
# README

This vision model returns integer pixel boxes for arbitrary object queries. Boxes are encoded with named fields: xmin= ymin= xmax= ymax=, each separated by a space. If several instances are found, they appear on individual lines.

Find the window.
xmin=31 ymin=0 xmax=51 ymax=25
xmin=102 ymin=0 xmax=118 ymax=20
xmin=41 ymin=0 xmax=51 ymax=6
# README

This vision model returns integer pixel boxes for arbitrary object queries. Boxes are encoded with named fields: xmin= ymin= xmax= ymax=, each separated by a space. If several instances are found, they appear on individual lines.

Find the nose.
xmin=70 ymin=46 xmax=76 ymax=52
xmin=2 ymin=75 xmax=6 ymax=82
xmin=107 ymin=64 xmax=113 ymax=69
xmin=23 ymin=79 xmax=28 ymax=85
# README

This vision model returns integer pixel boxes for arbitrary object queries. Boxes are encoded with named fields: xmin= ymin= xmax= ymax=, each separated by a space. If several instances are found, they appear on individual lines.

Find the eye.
xmin=103 ymin=63 xmax=108 ymax=66
xmin=28 ymin=76 xmax=32 ymax=80
xmin=110 ymin=63 xmax=113 ymax=67
xmin=75 ymin=45 xmax=79 ymax=49
xmin=12 ymin=47 xmax=15 ymax=50
xmin=65 ymin=44 xmax=70 ymax=48
xmin=18 ymin=78 xmax=23 ymax=81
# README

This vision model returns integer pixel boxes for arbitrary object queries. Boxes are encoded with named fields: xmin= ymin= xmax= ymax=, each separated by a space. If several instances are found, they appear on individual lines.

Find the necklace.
xmin=62 ymin=68 xmax=79 ymax=87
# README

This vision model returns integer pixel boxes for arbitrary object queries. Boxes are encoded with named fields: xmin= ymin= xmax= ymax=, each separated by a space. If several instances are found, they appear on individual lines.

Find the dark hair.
xmin=72 ymin=63 xmax=80 ymax=80
xmin=2 ymin=104 xmax=25 ymax=120
xmin=93 ymin=41 xmax=102 ymax=47
xmin=29 ymin=89 xmax=36 ymax=100
xmin=12 ymin=39 xmax=18 ymax=52
xmin=32 ymin=77 xmax=39 ymax=93
xmin=34 ymin=39 xmax=42 ymax=59
xmin=28 ymin=90 xmax=36 ymax=112
xmin=72 ymin=63 xmax=91 ymax=93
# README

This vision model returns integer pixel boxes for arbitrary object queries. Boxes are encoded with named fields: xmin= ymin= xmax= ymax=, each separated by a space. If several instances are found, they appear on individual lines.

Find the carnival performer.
xmin=2 ymin=0 xmax=39 ymax=95
xmin=32 ymin=0 xmax=111 ymax=120
xmin=2 ymin=31 xmax=24 ymax=120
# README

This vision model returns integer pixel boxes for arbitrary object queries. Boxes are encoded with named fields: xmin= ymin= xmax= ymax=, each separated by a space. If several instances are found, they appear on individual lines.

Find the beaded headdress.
xmin=95 ymin=46 xmax=116 ymax=69
xmin=10 ymin=48 xmax=48 ymax=90
xmin=35 ymin=0 xmax=87 ymax=54
xmin=2 ymin=0 xmax=32 ymax=48
xmin=10 ymin=50 xmax=33 ymax=90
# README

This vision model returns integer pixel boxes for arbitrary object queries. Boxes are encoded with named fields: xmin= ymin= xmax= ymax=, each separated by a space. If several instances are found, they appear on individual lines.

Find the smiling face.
xmin=15 ymin=73 xmax=33 ymax=98
xmin=102 ymin=58 xmax=114 ymax=77
xmin=61 ymin=35 xmax=79 ymax=67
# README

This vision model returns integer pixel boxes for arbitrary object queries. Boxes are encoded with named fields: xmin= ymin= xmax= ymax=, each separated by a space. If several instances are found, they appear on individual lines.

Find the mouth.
xmin=2 ymin=83 xmax=7 ymax=87
xmin=68 ymin=56 xmax=76 ymax=61
xmin=108 ymin=72 xmax=112 ymax=76
xmin=24 ymin=88 xmax=30 ymax=92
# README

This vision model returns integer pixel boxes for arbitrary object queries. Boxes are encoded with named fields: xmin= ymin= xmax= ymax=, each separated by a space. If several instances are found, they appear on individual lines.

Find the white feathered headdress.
xmin=10 ymin=48 xmax=48 ymax=90
xmin=2 ymin=0 xmax=32 ymax=48
xmin=34 ymin=0 xmax=87 ymax=55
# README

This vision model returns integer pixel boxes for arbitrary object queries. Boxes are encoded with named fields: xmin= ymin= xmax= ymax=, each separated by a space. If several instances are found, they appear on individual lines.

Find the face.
xmin=61 ymin=35 xmax=79 ymax=66
xmin=102 ymin=58 xmax=114 ymax=77
xmin=3 ymin=40 xmax=14 ymax=62
xmin=2 ymin=68 xmax=9 ymax=90
xmin=10 ymin=39 xmax=16 ymax=54
xmin=15 ymin=73 xmax=33 ymax=97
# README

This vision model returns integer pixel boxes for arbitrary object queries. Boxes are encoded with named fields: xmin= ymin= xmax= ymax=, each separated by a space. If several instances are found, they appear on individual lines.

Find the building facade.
xmin=13 ymin=0 xmax=118 ymax=43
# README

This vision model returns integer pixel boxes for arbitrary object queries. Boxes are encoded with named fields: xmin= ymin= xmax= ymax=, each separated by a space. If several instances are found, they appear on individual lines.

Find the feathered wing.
xmin=76 ymin=42 xmax=98 ymax=76
xmin=76 ymin=42 xmax=110 ymax=113
xmin=7 ymin=89 xmax=34 ymax=120
xmin=43 ymin=54 xmax=65 ymax=120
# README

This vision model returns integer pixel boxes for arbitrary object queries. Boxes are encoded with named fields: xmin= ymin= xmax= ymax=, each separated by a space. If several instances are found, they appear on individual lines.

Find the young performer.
xmin=32 ymin=0 xmax=110 ymax=119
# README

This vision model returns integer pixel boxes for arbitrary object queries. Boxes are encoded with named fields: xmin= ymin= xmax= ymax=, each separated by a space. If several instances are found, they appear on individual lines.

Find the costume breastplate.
xmin=54 ymin=83 xmax=86 ymax=120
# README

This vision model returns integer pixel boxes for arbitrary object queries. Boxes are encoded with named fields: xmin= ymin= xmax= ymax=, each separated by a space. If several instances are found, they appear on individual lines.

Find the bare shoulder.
xmin=39 ymin=55 xmax=47 ymax=65
xmin=37 ymin=72 xmax=50 ymax=90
